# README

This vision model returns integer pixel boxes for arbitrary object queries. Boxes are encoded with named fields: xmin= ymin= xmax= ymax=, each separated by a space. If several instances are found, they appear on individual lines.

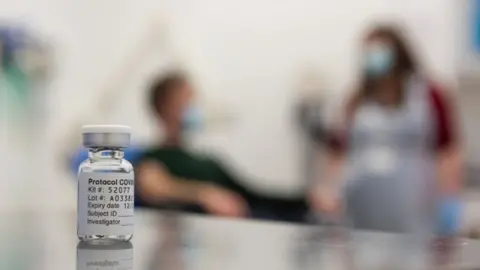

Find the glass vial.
xmin=77 ymin=125 xmax=134 ymax=242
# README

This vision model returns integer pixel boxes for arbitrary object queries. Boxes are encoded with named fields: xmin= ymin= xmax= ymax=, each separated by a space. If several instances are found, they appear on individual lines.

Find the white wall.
xmin=1 ymin=0 xmax=463 ymax=210
xmin=129 ymin=0 xmax=460 ymax=195
xmin=0 ymin=0 xmax=69 ymax=211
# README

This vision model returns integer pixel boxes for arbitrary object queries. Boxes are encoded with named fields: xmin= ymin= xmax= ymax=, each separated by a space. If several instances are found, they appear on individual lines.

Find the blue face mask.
xmin=363 ymin=44 xmax=395 ymax=77
xmin=181 ymin=104 xmax=203 ymax=133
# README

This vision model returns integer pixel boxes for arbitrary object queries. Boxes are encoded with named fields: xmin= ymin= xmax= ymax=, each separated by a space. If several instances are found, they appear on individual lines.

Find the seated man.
xmin=136 ymin=72 xmax=308 ymax=221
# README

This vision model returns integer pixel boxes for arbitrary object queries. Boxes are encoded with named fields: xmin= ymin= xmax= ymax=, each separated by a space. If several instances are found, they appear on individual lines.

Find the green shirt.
xmin=136 ymin=146 xmax=308 ymax=221
xmin=137 ymin=146 xmax=257 ymax=201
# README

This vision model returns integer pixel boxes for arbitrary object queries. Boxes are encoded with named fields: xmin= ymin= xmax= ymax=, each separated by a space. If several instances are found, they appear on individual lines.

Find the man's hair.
xmin=148 ymin=72 xmax=186 ymax=116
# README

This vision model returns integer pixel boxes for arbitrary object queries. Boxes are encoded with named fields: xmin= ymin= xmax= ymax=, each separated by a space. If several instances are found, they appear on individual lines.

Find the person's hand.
xmin=198 ymin=184 xmax=248 ymax=217
xmin=309 ymin=186 xmax=341 ymax=215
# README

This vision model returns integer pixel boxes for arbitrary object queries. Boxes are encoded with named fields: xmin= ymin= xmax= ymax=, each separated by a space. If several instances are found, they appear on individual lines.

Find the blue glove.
xmin=436 ymin=196 xmax=461 ymax=236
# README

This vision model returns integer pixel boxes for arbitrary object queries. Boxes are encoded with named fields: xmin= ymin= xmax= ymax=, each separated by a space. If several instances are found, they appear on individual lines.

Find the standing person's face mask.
xmin=363 ymin=42 xmax=395 ymax=77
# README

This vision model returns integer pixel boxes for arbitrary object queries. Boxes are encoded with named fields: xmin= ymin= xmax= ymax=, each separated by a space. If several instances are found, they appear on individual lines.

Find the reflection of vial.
xmin=77 ymin=125 xmax=134 ymax=242
xmin=77 ymin=241 xmax=133 ymax=270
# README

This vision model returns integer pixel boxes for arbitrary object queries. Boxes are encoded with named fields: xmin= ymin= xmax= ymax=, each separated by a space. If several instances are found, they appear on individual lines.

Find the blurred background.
xmin=3 ymin=0 xmax=480 ymax=233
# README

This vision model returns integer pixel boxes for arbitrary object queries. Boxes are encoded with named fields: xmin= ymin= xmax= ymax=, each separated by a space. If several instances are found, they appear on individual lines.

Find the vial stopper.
xmin=82 ymin=125 xmax=131 ymax=148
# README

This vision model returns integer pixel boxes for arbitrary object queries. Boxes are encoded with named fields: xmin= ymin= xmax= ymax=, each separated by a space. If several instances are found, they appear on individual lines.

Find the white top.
xmin=82 ymin=125 xmax=131 ymax=135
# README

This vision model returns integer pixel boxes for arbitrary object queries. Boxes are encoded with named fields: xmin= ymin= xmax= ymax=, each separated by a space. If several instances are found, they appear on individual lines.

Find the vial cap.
xmin=82 ymin=125 xmax=131 ymax=148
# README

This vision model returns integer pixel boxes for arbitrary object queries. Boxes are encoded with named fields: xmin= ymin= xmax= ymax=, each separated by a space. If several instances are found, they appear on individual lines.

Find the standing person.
xmin=136 ymin=72 xmax=308 ymax=221
xmin=310 ymin=24 xmax=463 ymax=235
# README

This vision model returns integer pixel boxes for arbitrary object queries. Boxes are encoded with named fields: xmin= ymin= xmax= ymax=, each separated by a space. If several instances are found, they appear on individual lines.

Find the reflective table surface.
xmin=2 ymin=209 xmax=480 ymax=270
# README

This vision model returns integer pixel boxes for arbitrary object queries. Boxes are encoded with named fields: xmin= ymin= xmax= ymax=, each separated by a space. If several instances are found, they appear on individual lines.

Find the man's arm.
xmin=136 ymin=160 xmax=247 ymax=217
xmin=136 ymin=160 xmax=204 ymax=204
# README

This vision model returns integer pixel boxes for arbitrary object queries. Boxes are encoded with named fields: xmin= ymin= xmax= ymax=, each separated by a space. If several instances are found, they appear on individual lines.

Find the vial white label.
xmin=77 ymin=245 xmax=133 ymax=270
xmin=77 ymin=172 xmax=134 ymax=236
